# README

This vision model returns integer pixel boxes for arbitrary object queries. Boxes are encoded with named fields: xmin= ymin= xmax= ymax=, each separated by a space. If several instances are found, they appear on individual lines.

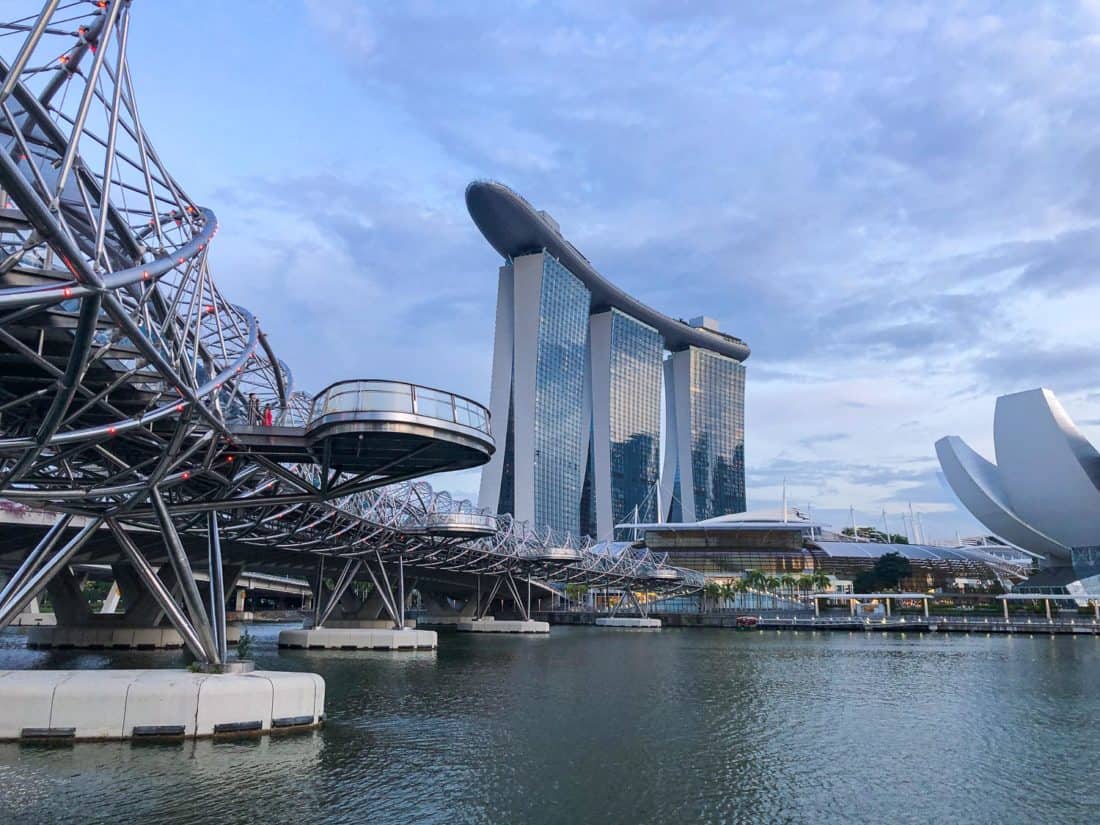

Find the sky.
xmin=119 ymin=1 xmax=1100 ymax=541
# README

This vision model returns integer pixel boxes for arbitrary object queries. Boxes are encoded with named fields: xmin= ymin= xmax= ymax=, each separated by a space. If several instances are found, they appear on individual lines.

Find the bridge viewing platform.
xmin=228 ymin=380 xmax=495 ymax=485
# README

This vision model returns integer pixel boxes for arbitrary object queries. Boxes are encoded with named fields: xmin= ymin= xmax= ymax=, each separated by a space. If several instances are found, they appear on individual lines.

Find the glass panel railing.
xmin=414 ymin=395 xmax=454 ymax=421
xmin=362 ymin=389 xmax=413 ymax=414
xmin=307 ymin=380 xmax=490 ymax=435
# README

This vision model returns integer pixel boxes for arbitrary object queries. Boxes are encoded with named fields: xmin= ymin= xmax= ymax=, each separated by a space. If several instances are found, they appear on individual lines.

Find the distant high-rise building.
xmin=469 ymin=182 xmax=751 ymax=539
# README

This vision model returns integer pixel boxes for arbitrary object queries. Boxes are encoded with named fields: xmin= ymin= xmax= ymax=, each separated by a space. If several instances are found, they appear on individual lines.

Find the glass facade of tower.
xmin=608 ymin=309 xmax=662 ymax=527
xmin=689 ymin=348 xmax=746 ymax=520
xmin=533 ymin=255 xmax=591 ymax=536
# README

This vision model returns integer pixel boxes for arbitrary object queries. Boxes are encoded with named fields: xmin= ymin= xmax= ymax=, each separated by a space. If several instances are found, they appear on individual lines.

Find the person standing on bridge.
xmin=262 ymin=403 xmax=273 ymax=427
xmin=247 ymin=392 xmax=260 ymax=425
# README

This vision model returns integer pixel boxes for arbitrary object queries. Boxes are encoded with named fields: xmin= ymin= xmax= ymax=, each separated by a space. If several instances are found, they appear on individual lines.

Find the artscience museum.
xmin=936 ymin=388 xmax=1100 ymax=597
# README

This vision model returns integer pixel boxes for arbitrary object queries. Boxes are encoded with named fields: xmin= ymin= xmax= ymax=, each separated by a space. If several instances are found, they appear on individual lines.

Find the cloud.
xmin=157 ymin=0 xmax=1100 ymax=538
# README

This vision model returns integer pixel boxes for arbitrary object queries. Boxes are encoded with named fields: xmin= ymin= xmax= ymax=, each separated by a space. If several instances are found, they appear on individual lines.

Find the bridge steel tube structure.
xmin=0 ymin=2 xmax=702 ymax=667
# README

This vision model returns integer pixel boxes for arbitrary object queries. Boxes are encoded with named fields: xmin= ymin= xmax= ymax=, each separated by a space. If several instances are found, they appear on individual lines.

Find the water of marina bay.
xmin=0 ymin=624 xmax=1098 ymax=825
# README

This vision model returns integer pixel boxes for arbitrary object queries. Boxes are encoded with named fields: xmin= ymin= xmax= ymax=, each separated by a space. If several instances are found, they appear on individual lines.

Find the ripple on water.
xmin=1 ymin=625 xmax=1098 ymax=824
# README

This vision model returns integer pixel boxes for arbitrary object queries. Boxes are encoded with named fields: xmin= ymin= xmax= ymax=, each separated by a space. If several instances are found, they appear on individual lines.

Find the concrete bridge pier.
xmin=418 ymin=591 xmax=480 ymax=626
xmin=24 ymin=560 xmax=245 ymax=651
xmin=456 ymin=573 xmax=550 ymax=634
xmin=279 ymin=554 xmax=436 ymax=651
xmin=0 ymin=513 xmax=324 ymax=742
xmin=595 ymin=589 xmax=662 ymax=629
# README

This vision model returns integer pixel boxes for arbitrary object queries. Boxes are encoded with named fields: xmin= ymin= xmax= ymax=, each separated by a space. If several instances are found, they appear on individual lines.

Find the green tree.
xmin=780 ymin=574 xmax=798 ymax=599
xmin=733 ymin=578 xmax=749 ymax=608
xmin=744 ymin=570 xmax=771 ymax=609
xmin=872 ymin=551 xmax=912 ymax=590
xmin=703 ymin=581 xmax=722 ymax=612
xmin=841 ymin=526 xmax=889 ymax=543
xmin=853 ymin=570 xmax=879 ymax=593
xmin=718 ymin=581 xmax=735 ymax=609
xmin=564 ymin=583 xmax=589 ymax=606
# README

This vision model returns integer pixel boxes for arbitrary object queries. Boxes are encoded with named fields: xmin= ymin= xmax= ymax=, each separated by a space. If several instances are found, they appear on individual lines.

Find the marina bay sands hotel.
xmin=468 ymin=182 xmax=750 ymax=541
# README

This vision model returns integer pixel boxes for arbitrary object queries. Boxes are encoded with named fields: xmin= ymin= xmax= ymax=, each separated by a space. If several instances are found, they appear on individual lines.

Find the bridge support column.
xmin=0 ymin=514 xmax=73 ymax=624
xmin=417 ymin=592 xmax=478 ymax=626
xmin=280 ymin=553 xmax=434 ymax=650
xmin=100 ymin=582 xmax=121 ymax=614
xmin=595 ymin=589 xmax=662 ymax=628
xmin=0 ymin=518 xmax=101 ymax=633
xmin=207 ymin=512 xmax=228 ymax=664
xmin=458 ymin=573 xmax=550 ymax=634
xmin=151 ymin=489 xmax=220 ymax=666
xmin=44 ymin=567 xmax=92 ymax=627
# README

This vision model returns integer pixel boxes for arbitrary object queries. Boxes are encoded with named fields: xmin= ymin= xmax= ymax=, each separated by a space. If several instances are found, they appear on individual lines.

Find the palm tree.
xmin=703 ymin=581 xmax=722 ymax=613
xmin=719 ymin=581 xmax=735 ymax=611
xmin=796 ymin=575 xmax=814 ymax=596
xmin=731 ymin=578 xmax=747 ymax=609
xmin=811 ymin=570 xmax=831 ymax=592
xmin=742 ymin=570 xmax=764 ymax=609
xmin=780 ymin=574 xmax=798 ymax=601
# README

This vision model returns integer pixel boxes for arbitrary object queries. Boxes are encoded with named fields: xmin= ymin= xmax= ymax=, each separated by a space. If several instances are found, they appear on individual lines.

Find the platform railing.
xmin=307 ymin=380 xmax=491 ymax=435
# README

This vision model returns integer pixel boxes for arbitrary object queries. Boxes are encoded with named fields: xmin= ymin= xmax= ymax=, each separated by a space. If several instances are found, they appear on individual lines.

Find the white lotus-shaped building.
xmin=936 ymin=388 xmax=1100 ymax=593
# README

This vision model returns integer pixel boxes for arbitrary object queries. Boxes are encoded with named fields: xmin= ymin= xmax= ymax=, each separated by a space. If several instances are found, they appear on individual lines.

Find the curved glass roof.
xmin=812 ymin=541 xmax=1008 ymax=564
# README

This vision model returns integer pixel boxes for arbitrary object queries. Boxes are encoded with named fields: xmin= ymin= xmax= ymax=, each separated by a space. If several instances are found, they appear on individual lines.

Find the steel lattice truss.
xmin=0 ymin=2 xmax=700 ymax=662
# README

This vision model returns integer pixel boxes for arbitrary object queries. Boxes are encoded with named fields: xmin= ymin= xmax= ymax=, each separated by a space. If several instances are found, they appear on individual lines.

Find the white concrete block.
xmin=457 ymin=619 xmax=550 ymax=634
xmin=595 ymin=617 xmax=662 ymax=628
xmin=49 ymin=670 xmax=136 ymax=739
xmin=25 ymin=626 xmax=187 ymax=649
xmin=0 ymin=669 xmax=326 ymax=741
xmin=277 ymin=627 xmax=437 ymax=650
xmin=195 ymin=674 xmax=273 ymax=737
xmin=130 ymin=628 xmax=168 ymax=648
xmin=0 ymin=671 xmax=69 ymax=739
xmin=253 ymin=671 xmax=325 ymax=728
xmin=125 ymin=670 xmax=206 ymax=737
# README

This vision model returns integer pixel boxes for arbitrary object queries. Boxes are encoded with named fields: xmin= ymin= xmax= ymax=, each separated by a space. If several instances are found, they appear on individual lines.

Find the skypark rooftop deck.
xmin=466 ymin=180 xmax=750 ymax=361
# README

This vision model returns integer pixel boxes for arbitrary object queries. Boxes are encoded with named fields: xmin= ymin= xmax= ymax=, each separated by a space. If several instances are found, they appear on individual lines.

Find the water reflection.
xmin=0 ymin=623 xmax=1098 ymax=823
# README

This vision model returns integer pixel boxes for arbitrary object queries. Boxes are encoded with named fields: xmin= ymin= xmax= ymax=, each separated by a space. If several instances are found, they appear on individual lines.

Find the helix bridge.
xmin=0 ymin=1 xmax=701 ymax=666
